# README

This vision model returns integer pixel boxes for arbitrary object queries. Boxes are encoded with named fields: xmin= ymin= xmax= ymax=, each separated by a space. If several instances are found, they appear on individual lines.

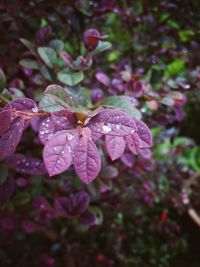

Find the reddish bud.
xmin=161 ymin=211 xmax=167 ymax=222
xmin=96 ymin=253 xmax=105 ymax=262
xmin=84 ymin=29 xmax=107 ymax=51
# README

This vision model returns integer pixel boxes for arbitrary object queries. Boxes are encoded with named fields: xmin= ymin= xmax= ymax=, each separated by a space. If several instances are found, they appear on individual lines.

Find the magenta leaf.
xmin=74 ymin=137 xmax=101 ymax=184
xmin=5 ymin=98 xmax=38 ymax=113
xmin=43 ymin=130 xmax=79 ymax=176
xmin=125 ymin=132 xmax=141 ymax=155
xmin=0 ymin=109 xmax=11 ymax=136
xmin=0 ymin=116 xmax=25 ymax=160
xmin=6 ymin=153 xmax=46 ymax=175
xmin=135 ymin=119 xmax=153 ymax=148
xmin=105 ymin=135 xmax=125 ymax=160
xmin=87 ymin=108 xmax=137 ymax=136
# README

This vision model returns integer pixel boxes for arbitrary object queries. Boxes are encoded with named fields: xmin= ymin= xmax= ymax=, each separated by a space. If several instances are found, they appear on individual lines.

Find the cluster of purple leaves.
xmin=0 ymin=96 xmax=152 ymax=184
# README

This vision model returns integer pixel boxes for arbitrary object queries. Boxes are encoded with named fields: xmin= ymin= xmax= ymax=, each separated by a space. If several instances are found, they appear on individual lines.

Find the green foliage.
xmin=101 ymin=95 xmax=142 ymax=119
xmin=165 ymin=59 xmax=186 ymax=77
xmin=58 ymin=71 xmax=84 ymax=86
xmin=37 ymin=47 xmax=57 ymax=68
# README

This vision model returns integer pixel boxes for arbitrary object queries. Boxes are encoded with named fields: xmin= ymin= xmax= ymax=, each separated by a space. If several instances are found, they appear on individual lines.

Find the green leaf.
xmin=107 ymin=51 xmax=120 ymax=62
xmin=101 ymin=96 xmax=142 ymax=119
xmin=0 ymin=88 xmax=12 ymax=102
xmin=13 ymin=192 xmax=31 ymax=207
xmin=0 ymin=69 xmax=6 ymax=92
xmin=92 ymin=41 xmax=112 ymax=55
xmin=49 ymin=39 xmax=64 ymax=54
xmin=0 ymin=163 xmax=8 ymax=185
xmin=179 ymin=30 xmax=195 ymax=42
xmin=37 ymin=47 xmax=57 ymax=68
xmin=39 ymin=96 xmax=64 ymax=112
xmin=19 ymin=59 xmax=39 ymax=70
xmin=43 ymin=84 xmax=71 ymax=108
xmin=160 ymin=91 xmax=184 ymax=106
xmin=58 ymin=71 xmax=84 ymax=86
xmin=10 ymin=88 xmax=25 ymax=99
xmin=165 ymin=59 xmax=186 ymax=77
xmin=20 ymin=38 xmax=36 ymax=55
xmin=40 ymin=66 xmax=53 ymax=81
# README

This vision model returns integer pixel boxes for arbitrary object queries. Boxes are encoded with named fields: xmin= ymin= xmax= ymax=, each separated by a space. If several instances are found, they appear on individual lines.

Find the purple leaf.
xmin=95 ymin=72 xmax=110 ymax=86
xmin=6 ymin=153 xmax=46 ymax=175
xmin=0 ymin=116 xmax=24 ymax=160
xmin=43 ymin=130 xmax=79 ymax=176
xmin=87 ymin=108 xmax=137 ymax=136
xmin=31 ymin=117 xmax=45 ymax=132
xmin=134 ymin=119 xmax=153 ymax=148
xmin=74 ymin=137 xmax=101 ymax=184
xmin=105 ymin=135 xmax=125 ymax=160
xmin=51 ymin=109 xmax=76 ymax=129
xmin=91 ymin=130 xmax=103 ymax=142
xmin=0 ymin=109 xmax=11 ymax=136
xmin=39 ymin=116 xmax=61 ymax=145
xmin=91 ymin=88 xmax=104 ymax=104
xmin=22 ymin=220 xmax=37 ymax=234
xmin=79 ymin=210 xmax=96 ymax=226
xmin=65 ymin=191 xmax=89 ymax=217
xmin=54 ymin=191 xmax=89 ymax=218
xmin=0 ymin=176 xmax=15 ymax=204
xmin=121 ymin=152 xmax=135 ymax=168
xmin=5 ymin=98 xmax=38 ymax=113
xmin=125 ymin=132 xmax=141 ymax=155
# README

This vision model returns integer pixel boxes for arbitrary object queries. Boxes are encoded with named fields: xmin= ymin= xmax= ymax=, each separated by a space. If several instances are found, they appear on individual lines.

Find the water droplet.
xmin=40 ymin=130 xmax=44 ymax=135
xmin=102 ymin=125 xmax=112 ymax=132
xmin=67 ymin=134 xmax=74 ymax=141
xmin=54 ymin=147 xmax=57 ymax=151
xmin=45 ymin=130 xmax=49 ymax=134
xmin=32 ymin=107 xmax=39 ymax=113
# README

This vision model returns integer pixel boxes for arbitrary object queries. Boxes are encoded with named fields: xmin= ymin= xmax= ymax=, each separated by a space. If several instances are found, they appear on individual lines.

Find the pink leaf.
xmin=74 ymin=137 xmax=101 ymax=184
xmin=105 ymin=135 xmax=125 ymax=160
